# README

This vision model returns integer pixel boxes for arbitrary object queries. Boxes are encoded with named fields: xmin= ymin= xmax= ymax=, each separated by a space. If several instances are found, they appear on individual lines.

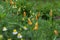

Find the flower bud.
xmin=54 ymin=30 xmax=59 ymax=36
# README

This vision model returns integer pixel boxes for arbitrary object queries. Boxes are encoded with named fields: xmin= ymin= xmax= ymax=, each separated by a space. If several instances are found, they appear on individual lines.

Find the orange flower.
xmin=37 ymin=12 xmax=40 ymax=17
xmin=28 ymin=18 xmax=32 ymax=25
xmin=33 ymin=22 xmax=38 ymax=30
xmin=49 ymin=9 xmax=52 ymax=16
xmin=10 ymin=0 xmax=14 ymax=5
xmin=36 ymin=12 xmax=40 ymax=20
xmin=54 ymin=30 xmax=59 ymax=35
xmin=36 ymin=15 xmax=38 ymax=20
xmin=23 ymin=11 xmax=26 ymax=17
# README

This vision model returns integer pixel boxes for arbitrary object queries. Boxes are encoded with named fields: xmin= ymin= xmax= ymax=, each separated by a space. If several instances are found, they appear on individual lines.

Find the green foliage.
xmin=0 ymin=0 xmax=60 ymax=40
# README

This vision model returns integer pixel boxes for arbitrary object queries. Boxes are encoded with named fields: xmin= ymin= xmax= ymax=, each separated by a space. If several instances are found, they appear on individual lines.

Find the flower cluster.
xmin=0 ymin=0 xmax=60 ymax=40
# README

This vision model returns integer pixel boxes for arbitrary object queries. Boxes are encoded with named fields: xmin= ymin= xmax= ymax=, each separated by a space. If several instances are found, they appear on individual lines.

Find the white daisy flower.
xmin=2 ymin=27 xmax=7 ymax=31
xmin=13 ymin=29 xmax=18 ymax=35
xmin=17 ymin=33 xmax=22 ymax=38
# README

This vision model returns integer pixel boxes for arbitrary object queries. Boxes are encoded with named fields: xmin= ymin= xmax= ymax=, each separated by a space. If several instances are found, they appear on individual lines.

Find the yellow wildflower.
xmin=28 ymin=18 xmax=32 ymax=25
xmin=33 ymin=22 xmax=38 ymax=30
xmin=10 ymin=0 xmax=14 ymax=5
xmin=36 ymin=12 xmax=40 ymax=20
xmin=54 ymin=30 xmax=59 ymax=35
xmin=23 ymin=11 xmax=26 ymax=17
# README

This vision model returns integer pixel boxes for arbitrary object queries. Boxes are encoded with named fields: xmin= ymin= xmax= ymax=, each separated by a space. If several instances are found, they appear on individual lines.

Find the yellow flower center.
xmin=13 ymin=29 xmax=17 ymax=32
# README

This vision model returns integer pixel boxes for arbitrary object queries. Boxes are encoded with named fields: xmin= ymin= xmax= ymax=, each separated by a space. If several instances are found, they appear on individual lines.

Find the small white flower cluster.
xmin=12 ymin=29 xmax=23 ymax=38
xmin=2 ymin=27 xmax=23 ymax=39
xmin=13 ymin=29 xmax=18 ymax=35
xmin=17 ymin=33 xmax=22 ymax=38
xmin=2 ymin=27 xmax=7 ymax=31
